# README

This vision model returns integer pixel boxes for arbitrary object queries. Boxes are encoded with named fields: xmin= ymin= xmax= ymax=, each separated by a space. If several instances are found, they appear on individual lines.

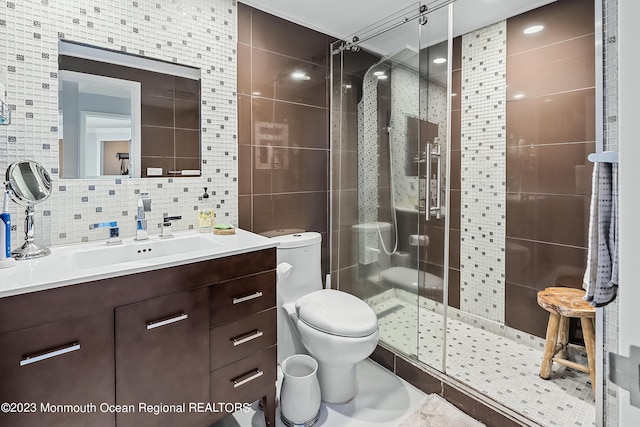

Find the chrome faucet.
xmin=135 ymin=192 xmax=152 ymax=241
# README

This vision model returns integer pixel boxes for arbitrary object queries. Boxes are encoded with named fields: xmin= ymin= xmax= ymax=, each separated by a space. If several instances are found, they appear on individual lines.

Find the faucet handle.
xmin=91 ymin=221 xmax=122 ymax=245
xmin=160 ymin=215 xmax=182 ymax=239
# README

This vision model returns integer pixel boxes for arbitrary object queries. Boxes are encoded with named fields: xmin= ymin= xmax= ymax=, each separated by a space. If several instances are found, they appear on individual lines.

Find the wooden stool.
xmin=537 ymin=287 xmax=596 ymax=394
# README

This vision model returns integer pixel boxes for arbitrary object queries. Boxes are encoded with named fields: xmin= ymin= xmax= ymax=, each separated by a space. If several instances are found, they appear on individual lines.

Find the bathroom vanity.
xmin=0 ymin=230 xmax=277 ymax=427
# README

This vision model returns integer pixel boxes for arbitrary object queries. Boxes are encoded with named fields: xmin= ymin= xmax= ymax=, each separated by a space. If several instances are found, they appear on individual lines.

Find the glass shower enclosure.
xmin=330 ymin=0 xmax=453 ymax=372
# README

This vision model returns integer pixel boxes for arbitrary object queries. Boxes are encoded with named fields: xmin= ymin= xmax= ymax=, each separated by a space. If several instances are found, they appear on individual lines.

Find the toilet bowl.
xmin=273 ymin=232 xmax=379 ymax=404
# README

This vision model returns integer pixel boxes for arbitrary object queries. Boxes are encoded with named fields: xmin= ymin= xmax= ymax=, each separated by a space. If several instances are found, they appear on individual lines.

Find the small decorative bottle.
xmin=198 ymin=188 xmax=215 ymax=233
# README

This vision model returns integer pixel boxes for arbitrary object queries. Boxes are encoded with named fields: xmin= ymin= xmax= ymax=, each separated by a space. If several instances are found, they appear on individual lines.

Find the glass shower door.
xmin=330 ymin=1 xmax=452 ymax=370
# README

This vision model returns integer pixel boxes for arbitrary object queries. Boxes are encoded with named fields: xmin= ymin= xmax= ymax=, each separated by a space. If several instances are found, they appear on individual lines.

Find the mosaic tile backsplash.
xmin=1 ymin=0 xmax=238 ymax=248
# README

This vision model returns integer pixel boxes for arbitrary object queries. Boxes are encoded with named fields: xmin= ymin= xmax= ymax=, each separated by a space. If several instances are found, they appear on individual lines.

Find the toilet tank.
xmin=271 ymin=232 xmax=323 ymax=305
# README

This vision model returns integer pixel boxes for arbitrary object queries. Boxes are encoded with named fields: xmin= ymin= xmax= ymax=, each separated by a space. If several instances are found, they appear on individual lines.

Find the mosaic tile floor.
xmin=372 ymin=297 xmax=596 ymax=427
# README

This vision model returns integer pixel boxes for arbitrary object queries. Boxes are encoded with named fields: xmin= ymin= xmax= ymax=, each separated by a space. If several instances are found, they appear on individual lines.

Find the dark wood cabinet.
xmin=115 ymin=287 xmax=210 ymax=427
xmin=0 ymin=247 xmax=277 ymax=427
xmin=0 ymin=310 xmax=115 ymax=427
xmin=209 ymin=271 xmax=278 ymax=426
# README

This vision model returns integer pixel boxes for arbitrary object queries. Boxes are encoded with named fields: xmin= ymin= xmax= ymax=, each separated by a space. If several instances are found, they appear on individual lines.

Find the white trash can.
xmin=280 ymin=354 xmax=321 ymax=426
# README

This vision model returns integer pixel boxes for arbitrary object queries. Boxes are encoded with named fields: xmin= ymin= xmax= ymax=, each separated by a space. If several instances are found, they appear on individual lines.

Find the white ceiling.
xmin=240 ymin=0 xmax=557 ymax=55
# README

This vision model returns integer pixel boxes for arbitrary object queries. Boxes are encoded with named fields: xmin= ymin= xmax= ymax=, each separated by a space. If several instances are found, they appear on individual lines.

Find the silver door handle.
xmin=233 ymin=291 xmax=263 ymax=305
xmin=434 ymin=144 xmax=442 ymax=219
xmin=232 ymin=369 xmax=264 ymax=388
xmin=20 ymin=342 xmax=81 ymax=366
xmin=231 ymin=330 xmax=264 ymax=346
xmin=424 ymin=143 xmax=432 ymax=222
xmin=146 ymin=313 xmax=188 ymax=330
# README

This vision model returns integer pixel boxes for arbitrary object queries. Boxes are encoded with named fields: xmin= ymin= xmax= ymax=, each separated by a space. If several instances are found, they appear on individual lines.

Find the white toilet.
xmin=273 ymin=232 xmax=379 ymax=404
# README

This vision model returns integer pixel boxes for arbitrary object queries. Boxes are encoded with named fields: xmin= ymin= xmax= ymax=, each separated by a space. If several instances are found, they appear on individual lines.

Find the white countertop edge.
xmin=0 ymin=228 xmax=278 ymax=299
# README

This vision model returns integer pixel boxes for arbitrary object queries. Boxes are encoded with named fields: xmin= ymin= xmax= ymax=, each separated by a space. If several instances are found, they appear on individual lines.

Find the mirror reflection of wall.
xmin=57 ymin=40 xmax=201 ymax=179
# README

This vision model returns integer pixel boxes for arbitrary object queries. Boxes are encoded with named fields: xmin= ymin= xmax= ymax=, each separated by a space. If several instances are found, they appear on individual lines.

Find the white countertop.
xmin=0 ymin=228 xmax=277 ymax=299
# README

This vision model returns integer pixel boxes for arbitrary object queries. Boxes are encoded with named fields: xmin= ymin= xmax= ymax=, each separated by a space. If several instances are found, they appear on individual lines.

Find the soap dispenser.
xmin=198 ymin=188 xmax=215 ymax=233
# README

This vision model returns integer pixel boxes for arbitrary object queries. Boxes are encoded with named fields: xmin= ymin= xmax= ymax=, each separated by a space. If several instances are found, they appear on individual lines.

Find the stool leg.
xmin=557 ymin=315 xmax=570 ymax=360
xmin=540 ymin=312 xmax=561 ymax=379
xmin=581 ymin=317 xmax=596 ymax=395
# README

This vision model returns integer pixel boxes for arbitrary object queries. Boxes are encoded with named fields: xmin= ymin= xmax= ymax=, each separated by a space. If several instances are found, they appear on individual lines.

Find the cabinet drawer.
xmin=210 ymin=271 xmax=275 ymax=326
xmin=211 ymin=307 xmax=277 ymax=370
xmin=0 ymin=310 xmax=115 ymax=427
xmin=211 ymin=345 xmax=277 ymax=409
xmin=115 ymin=288 xmax=210 ymax=427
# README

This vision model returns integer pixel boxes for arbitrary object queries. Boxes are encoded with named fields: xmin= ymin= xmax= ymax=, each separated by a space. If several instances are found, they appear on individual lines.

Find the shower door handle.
xmin=433 ymin=145 xmax=442 ymax=220
xmin=424 ymin=143 xmax=432 ymax=222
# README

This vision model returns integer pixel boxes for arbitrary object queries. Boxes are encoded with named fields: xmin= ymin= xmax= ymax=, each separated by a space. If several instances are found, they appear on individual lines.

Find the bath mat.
xmin=398 ymin=394 xmax=486 ymax=427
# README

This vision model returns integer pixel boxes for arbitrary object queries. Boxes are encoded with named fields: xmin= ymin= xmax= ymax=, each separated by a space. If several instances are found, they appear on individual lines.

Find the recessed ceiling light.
xmin=291 ymin=72 xmax=310 ymax=80
xmin=451 ymin=93 xmax=458 ymax=97
xmin=345 ymin=84 xmax=352 ymax=89
xmin=433 ymin=57 xmax=446 ymax=64
xmin=513 ymin=93 xmax=525 ymax=99
xmin=373 ymin=71 xmax=385 ymax=76
xmin=251 ymin=91 xmax=261 ymax=96
xmin=377 ymin=75 xmax=388 ymax=80
xmin=523 ymin=25 xmax=544 ymax=35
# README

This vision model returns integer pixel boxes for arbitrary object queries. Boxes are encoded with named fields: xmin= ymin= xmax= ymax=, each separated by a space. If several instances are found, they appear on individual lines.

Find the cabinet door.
xmin=115 ymin=287 xmax=209 ymax=427
xmin=0 ymin=310 xmax=115 ymax=427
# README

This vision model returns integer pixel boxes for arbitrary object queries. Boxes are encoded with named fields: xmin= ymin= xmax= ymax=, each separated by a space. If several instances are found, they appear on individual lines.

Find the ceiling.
xmin=239 ymin=0 xmax=557 ymax=56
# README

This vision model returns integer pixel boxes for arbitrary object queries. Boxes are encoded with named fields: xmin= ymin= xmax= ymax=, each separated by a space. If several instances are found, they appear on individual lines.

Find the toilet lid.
xmin=295 ymin=289 xmax=378 ymax=338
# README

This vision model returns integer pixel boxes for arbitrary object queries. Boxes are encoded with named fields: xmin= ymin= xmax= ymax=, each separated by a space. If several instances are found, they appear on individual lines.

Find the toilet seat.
xmin=295 ymin=289 xmax=378 ymax=338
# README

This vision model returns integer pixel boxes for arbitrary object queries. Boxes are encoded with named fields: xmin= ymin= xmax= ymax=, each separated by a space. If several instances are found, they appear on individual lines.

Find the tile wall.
xmin=460 ymin=21 xmax=508 ymax=323
xmin=504 ymin=0 xmax=596 ymax=339
xmin=236 ymin=4 xmax=332 ymax=274
xmin=1 ymin=0 xmax=238 ymax=246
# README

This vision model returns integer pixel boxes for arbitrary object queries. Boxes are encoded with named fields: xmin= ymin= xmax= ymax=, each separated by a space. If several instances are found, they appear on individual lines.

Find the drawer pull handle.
xmin=232 ymin=369 xmax=264 ymax=388
xmin=232 ymin=291 xmax=263 ymax=305
xmin=146 ymin=313 xmax=188 ymax=330
xmin=232 ymin=330 xmax=264 ymax=346
xmin=20 ymin=343 xmax=81 ymax=367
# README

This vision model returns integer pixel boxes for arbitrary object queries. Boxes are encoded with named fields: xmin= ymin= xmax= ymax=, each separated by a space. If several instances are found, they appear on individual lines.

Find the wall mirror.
xmin=58 ymin=40 xmax=202 ymax=179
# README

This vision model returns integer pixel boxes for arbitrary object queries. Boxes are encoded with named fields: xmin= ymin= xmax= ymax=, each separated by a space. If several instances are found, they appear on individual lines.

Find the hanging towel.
xmin=583 ymin=162 xmax=619 ymax=307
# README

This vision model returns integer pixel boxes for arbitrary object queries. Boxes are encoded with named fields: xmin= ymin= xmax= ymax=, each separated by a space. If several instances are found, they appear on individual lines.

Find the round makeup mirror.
xmin=5 ymin=160 xmax=52 ymax=259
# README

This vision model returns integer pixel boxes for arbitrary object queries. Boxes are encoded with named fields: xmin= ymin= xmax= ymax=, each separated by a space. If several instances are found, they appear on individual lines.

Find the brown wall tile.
xmin=370 ymin=345 xmax=396 ymax=373
xmin=252 ymin=147 xmax=328 ymax=194
xmin=238 ymin=145 xmax=251 ymax=196
xmin=506 ymin=141 xmax=594 ymax=196
xmin=504 ymin=282 xmax=550 ymax=339
xmin=175 ymin=100 xmax=200 ymax=130
xmin=252 ymin=192 xmax=328 ymax=235
xmin=505 ymin=238 xmax=587 ymax=291
xmin=141 ymin=126 xmax=174 ymax=157
xmin=442 ymin=384 xmax=523 ymax=427
xmin=507 ymin=0 xmax=594 ymax=56
xmin=238 ymin=94 xmax=251 ymax=146
xmin=448 ymin=268 xmax=461 ymax=309
xmin=238 ymin=195 xmax=252 ymax=230
xmin=506 ymin=89 xmax=596 ymax=146
xmin=141 ymin=95 xmax=174 ymax=127
xmin=237 ymin=3 xmax=251 ymax=45
xmin=506 ymin=193 xmax=589 ymax=247
xmin=237 ymin=43 xmax=251 ymax=96
xmin=273 ymin=101 xmax=328 ymax=149
xmin=174 ymin=129 xmax=200 ymax=158
xmin=507 ymin=35 xmax=595 ymax=99
xmin=250 ymin=8 xmax=328 ymax=65
xmin=395 ymin=357 xmax=442 ymax=395
xmin=251 ymin=48 xmax=327 ymax=107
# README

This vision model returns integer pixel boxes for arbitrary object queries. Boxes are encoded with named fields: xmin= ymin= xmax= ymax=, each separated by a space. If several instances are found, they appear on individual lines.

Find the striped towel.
xmin=583 ymin=162 xmax=619 ymax=307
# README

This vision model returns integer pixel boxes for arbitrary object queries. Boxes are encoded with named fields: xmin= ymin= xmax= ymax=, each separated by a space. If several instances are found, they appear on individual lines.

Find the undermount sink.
xmin=72 ymin=234 xmax=220 ymax=270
